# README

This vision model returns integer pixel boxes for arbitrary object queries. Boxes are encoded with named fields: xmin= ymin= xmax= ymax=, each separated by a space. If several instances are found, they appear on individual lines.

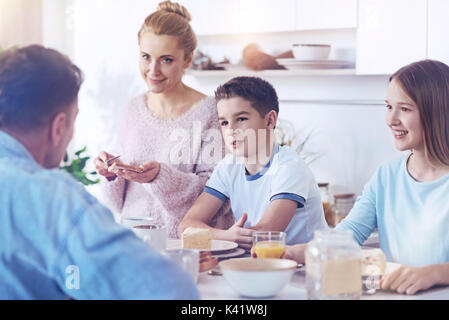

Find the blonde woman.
xmin=94 ymin=1 xmax=233 ymax=238
xmin=280 ymin=60 xmax=449 ymax=295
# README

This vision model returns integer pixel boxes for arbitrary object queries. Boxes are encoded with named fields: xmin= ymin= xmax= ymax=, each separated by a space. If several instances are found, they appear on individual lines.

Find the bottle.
xmin=318 ymin=183 xmax=335 ymax=227
xmin=333 ymin=193 xmax=356 ymax=225
xmin=305 ymin=229 xmax=362 ymax=300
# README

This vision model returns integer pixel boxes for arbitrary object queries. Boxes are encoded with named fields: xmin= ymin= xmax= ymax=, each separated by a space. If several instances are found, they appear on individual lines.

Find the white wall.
xmin=0 ymin=0 xmax=43 ymax=48
xmin=185 ymin=73 xmax=402 ymax=195
xmin=62 ymin=0 xmax=403 ymax=197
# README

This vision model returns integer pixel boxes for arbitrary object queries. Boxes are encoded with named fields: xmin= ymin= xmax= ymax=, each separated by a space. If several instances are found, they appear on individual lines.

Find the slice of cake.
xmin=182 ymin=227 xmax=212 ymax=250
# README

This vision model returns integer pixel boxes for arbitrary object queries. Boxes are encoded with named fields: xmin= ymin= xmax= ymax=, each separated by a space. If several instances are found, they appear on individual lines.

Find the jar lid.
xmin=318 ymin=182 xmax=329 ymax=187
xmin=333 ymin=193 xmax=355 ymax=199
xmin=313 ymin=229 xmax=356 ymax=242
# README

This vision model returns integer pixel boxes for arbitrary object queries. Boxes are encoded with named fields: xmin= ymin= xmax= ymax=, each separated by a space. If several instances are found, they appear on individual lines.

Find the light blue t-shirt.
xmin=0 ymin=131 xmax=199 ymax=299
xmin=205 ymin=145 xmax=328 ymax=245
xmin=336 ymin=154 xmax=449 ymax=267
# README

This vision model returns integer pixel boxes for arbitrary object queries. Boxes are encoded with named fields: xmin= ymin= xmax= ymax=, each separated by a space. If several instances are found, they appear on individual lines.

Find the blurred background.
xmin=1 ymin=0 xmax=448 ymax=201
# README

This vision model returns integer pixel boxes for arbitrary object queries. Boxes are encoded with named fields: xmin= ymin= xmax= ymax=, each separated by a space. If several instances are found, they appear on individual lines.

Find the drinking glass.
xmin=132 ymin=224 xmax=167 ymax=252
xmin=162 ymin=249 xmax=200 ymax=283
xmin=253 ymin=231 xmax=286 ymax=259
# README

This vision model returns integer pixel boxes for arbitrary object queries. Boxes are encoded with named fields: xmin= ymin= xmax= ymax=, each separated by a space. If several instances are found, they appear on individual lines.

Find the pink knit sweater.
xmin=101 ymin=93 xmax=234 ymax=238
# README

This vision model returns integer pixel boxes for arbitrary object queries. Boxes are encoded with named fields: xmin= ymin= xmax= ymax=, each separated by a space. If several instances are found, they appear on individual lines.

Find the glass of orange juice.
xmin=253 ymin=231 xmax=286 ymax=259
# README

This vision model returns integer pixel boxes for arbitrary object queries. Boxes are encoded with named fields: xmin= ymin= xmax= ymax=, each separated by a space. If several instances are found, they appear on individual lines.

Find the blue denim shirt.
xmin=0 ymin=131 xmax=199 ymax=299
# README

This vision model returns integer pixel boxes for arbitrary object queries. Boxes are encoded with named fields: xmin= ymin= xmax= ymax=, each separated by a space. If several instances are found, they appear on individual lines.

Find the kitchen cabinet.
xmin=180 ymin=0 xmax=357 ymax=35
xmin=356 ymin=0 xmax=427 ymax=75
xmin=179 ymin=0 xmax=296 ymax=35
xmin=295 ymin=0 xmax=357 ymax=30
xmin=427 ymin=0 xmax=449 ymax=65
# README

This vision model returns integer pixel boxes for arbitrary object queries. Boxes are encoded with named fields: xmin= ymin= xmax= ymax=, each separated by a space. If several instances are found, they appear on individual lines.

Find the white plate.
xmin=212 ymin=247 xmax=247 ymax=260
xmin=276 ymin=58 xmax=351 ymax=65
xmin=276 ymin=58 xmax=352 ymax=70
xmin=283 ymin=65 xmax=351 ymax=70
xmin=166 ymin=239 xmax=238 ymax=253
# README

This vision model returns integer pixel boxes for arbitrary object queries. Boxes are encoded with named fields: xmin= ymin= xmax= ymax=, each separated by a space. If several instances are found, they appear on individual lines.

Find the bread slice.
xmin=182 ymin=227 xmax=212 ymax=250
xmin=362 ymin=248 xmax=387 ymax=275
xmin=108 ymin=162 xmax=143 ymax=174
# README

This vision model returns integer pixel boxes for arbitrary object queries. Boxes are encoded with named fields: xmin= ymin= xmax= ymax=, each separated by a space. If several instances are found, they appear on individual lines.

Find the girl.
xmin=282 ymin=59 xmax=449 ymax=295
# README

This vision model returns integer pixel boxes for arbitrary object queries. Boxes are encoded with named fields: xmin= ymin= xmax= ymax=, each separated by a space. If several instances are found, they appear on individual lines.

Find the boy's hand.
xmin=225 ymin=213 xmax=253 ymax=250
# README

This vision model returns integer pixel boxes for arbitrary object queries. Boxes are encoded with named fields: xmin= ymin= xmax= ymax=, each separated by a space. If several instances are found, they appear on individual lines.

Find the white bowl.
xmin=219 ymin=258 xmax=297 ymax=298
xmin=292 ymin=44 xmax=331 ymax=60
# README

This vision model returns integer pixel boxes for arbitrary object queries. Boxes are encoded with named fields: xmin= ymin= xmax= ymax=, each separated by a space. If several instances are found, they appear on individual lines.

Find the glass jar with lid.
xmin=333 ymin=193 xmax=356 ymax=225
xmin=318 ymin=183 xmax=335 ymax=227
xmin=305 ymin=229 xmax=362 ymax=300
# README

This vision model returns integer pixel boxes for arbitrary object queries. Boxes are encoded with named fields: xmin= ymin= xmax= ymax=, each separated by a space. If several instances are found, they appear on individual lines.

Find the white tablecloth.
xmin=197 ymin=263 xmax=449 ymax=300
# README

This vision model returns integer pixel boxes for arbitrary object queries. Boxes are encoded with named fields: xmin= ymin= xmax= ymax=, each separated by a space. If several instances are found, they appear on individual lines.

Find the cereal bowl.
xmin=292 ymin=44 xmax=331 ymax=60
xmin=219 ymin=258 xmax=297 ymax=298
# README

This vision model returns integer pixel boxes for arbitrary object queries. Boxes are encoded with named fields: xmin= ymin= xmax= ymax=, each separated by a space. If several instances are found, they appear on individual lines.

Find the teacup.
xmin=162 ymin=249 xmax=200 ymax=283
xmin=132 ymin=224 xmax=167 ymax=252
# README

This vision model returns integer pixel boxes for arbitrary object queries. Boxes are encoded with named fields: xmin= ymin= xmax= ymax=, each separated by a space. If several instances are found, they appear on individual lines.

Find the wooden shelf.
xmin=187 ymin=68 xmax=356 ymax=77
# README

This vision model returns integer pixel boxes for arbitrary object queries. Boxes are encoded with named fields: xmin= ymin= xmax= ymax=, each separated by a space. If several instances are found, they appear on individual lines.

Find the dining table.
xmin=197 ymin=255 xmax=449 ymax=300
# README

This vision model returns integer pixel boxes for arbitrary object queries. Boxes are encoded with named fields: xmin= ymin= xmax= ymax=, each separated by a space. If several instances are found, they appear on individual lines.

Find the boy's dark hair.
xmin=215 ymin=76 xmax=279 ymax=117
xmin=0 ymin=45 xmax=83 ymax=131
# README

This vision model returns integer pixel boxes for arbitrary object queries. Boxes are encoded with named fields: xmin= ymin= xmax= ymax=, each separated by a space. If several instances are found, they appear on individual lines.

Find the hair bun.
xmin=158 ymin=1 xmax=192 ymax=22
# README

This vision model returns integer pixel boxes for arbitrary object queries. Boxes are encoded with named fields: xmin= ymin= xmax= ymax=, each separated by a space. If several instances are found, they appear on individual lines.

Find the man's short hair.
xmin=214 ymin=76 xmax=279 ymax=117
xmin=0 ymin=45 xmax=83 ymax=130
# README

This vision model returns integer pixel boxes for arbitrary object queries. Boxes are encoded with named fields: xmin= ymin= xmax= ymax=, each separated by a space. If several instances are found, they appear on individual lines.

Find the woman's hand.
xmin=94 ymin=151 xmax=119 ymax=181
xmin=117 ymin=160 xmax=161 ymax=184
xmin=222 ymin=213 xmax=254 ymax=250
xmin=380 ymin=264 xmax=441 ymax=295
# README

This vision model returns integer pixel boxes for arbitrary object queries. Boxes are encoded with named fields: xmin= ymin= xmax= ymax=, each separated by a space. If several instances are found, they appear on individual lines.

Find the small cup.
xmin=132 ymin=224 xmax=167 ymax=252
xmin=253 ymin=231 xmax=286 ymax=259
xmin=162 ymin=249 xmax=200 ymax=283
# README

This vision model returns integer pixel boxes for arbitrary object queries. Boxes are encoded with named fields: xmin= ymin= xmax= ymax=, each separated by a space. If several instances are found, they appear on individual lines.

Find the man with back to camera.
xmin=0 ymin=45 xmax=199 ymax=299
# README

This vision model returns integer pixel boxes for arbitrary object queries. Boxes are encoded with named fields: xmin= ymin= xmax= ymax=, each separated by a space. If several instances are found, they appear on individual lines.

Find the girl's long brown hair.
xmin=390 ymin=60 xmax=449 ymax=167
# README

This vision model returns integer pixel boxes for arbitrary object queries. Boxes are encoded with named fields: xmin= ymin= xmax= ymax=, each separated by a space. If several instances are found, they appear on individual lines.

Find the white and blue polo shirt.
xmin=205 ymin=144 xmax=328 ymax=244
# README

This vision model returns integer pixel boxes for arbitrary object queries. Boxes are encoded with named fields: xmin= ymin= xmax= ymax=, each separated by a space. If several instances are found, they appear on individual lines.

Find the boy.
xmin=178 ymin=77 xmax=327 ymax=248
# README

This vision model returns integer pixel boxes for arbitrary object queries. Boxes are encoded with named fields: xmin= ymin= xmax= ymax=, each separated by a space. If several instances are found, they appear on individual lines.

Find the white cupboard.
xmin=179 ymin=0 xmax=358 ymax=35
xmin=180 ymin=0 xmax=296 ymax=35
xmin=356 ymin=0 xmax=427 ymax=75
xmin=295 ymin=0 xmax=357 ymax=30
xmin=427 ymin=0 xmax=449 ymax=65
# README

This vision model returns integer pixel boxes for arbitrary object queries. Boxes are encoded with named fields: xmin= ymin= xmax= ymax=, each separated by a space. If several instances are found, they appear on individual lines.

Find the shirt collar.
xmin=0 ymin=130 xmax=38 ymax=163
xmin=245 ymin=144 xmax=280 ymax=181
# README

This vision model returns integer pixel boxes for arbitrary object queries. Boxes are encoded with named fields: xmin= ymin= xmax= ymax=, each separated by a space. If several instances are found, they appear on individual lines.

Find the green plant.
xmin=275 ymin=119 xmax=322 ymax=165
xmin=60 ymin=146 xmax=100 ymax=186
